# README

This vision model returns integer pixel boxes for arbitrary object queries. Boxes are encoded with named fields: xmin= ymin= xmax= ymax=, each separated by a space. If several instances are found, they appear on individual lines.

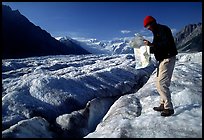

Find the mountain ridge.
xmin=174 ymin=23 xmax=202 ymax=52
xmin=2 ymin=5 xmax=90 ymax=59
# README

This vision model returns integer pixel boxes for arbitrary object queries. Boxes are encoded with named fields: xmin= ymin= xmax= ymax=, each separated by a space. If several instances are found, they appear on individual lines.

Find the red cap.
xmin=143 ymin=16 xmax=156 ymax=27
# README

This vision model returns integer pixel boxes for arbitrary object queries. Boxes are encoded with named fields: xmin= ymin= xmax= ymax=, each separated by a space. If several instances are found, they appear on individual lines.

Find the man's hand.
xmin=143 ymin=39 xmax=153 ymax=46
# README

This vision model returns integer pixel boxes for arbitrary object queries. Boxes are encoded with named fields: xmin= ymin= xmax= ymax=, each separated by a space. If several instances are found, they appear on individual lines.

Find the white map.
xmin=130 ymin=34 xmax=151 ymax=69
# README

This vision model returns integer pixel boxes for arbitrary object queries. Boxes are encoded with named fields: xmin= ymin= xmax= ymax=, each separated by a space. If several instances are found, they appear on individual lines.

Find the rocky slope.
xmin=174 ymin=23 xmax=202 ymax=52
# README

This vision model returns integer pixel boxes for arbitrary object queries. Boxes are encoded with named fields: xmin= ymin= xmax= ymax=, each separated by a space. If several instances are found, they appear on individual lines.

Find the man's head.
xmin=144 ymin=16 xmax=157 ymax=31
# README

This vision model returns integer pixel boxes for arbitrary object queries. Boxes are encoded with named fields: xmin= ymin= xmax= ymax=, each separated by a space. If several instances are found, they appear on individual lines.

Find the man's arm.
xmin=143 ymin=39 xmax=154 ymax=54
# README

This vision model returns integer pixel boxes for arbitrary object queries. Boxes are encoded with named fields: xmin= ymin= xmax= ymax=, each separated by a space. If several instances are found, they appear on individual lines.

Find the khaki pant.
xmin=156 ymin=56 xmax=176 ymax=110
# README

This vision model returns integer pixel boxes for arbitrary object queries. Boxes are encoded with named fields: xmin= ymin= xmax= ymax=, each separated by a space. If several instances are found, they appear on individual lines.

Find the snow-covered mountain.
xmin=2 ymin=52 xmax=202 ymax=138
xmin=57 ymin=36 xmax=135 ymax=55
xmin=56 ymin=37 xmax=111 ymax=54
xmin=106 ymin=37 xmax=134 ymax=54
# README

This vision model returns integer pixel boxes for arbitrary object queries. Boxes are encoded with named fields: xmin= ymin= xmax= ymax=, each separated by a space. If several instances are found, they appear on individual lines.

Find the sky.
xmin=2 ymin=2 xmax=202 ymax=41
xmin=2 ymin=51 xmax=202 ymax=138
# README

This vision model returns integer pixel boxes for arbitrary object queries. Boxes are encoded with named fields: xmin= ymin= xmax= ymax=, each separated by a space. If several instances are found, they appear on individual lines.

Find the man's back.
xmin=151 ymin=23 xmax=178 ymax=61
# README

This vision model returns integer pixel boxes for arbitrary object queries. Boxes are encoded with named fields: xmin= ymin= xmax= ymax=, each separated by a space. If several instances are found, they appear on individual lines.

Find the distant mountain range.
xmin=58 ymin=23 xmax=202 ymax=55
xmin=2 ymin=5 xmax=90 ymax=59
xmin=57 ymin=37 xmax=112 ymax=55
xmin=56 ymin=37 xmax=134 ymax=54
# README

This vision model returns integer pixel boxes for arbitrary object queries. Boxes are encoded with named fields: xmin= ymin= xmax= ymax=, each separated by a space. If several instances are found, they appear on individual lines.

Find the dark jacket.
xmin=150 ymin=24 xmax=178 ymax=61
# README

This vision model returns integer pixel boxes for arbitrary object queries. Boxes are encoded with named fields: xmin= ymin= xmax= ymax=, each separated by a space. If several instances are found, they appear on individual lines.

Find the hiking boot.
xmin=153 ymin=104 xmax=164 ymax=112
xmin=161 ymin=109 xmax=174 ymax=117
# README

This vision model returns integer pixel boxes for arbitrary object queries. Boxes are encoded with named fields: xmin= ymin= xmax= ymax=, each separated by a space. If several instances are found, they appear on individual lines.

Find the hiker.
xmin=143 ymin=16 xmax=178 ymax=116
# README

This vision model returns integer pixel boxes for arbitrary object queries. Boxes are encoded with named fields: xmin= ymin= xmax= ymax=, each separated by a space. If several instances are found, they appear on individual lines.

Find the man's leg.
xmin=156 ymin=56 xmax=176 ymax=111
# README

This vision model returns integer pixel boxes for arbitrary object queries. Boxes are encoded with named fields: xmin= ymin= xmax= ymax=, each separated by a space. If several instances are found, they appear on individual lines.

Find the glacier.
xmin=2 ymin=52 xmax=202 ymax=138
